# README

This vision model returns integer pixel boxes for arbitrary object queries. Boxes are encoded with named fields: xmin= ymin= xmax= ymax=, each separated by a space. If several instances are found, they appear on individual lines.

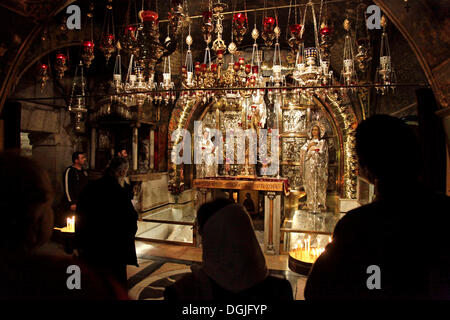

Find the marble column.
xmin=264 ymin=192 xmax=281 ymax=255
xmin=132 ymin=126 xmax=138 ymax=171
xmin=150 ymin=129 xmax=155 ymax=170
xmin=90 ymin=127 xmax=96 ymax=170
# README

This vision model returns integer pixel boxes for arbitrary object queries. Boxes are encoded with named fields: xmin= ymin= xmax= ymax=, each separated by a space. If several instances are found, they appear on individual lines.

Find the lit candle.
xmin=308 ymin=236 xmax=311 ymax=256
xmin=300 ymin=242 xmax=303 ymax=260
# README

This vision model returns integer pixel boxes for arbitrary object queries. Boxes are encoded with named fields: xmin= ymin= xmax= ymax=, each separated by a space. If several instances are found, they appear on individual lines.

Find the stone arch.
xmin=168 ymin=92 xmax=359 ymax=198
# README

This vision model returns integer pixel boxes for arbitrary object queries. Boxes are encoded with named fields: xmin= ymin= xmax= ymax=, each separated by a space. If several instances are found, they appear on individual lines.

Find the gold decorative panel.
xmin=281 ymin=137 xmax=307 ymax=162
xmin=282 ymin=165 xmax=302 ymax=190
xmin=282 ymin=109 xmax=307 ymax=133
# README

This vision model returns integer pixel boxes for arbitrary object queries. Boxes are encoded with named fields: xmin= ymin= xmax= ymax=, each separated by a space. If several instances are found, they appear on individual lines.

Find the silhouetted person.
xmin=0 ymin=152 xmax=126 ymax=299
xmin=115 ymin=146 xmax=134 ymax=201
xmin=243 ymin=193 xmax=256 ymax=216
xmin=116 ymin=146 xmax=128 ymax=159
xmin=77 ymin=157 xmax=138 ymax=291
xmin=304 ymin=114 xmax=450 ymax=299
xmin=59 ymin=152 xmax=88 ymax=227
xmin=164 ymin=198 xmax=293 ymax=300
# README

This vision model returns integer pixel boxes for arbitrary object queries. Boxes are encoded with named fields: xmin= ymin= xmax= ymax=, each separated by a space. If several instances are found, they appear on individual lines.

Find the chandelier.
xmin=95 ymin=0 xmax=402 ymax=120
xmin=375 ymin=15 xmax=396 ymax=94
xmin=68 ymin=61 xmax=88 ymax=133
xmin=292 ymin=1 xmax=332 ymax=89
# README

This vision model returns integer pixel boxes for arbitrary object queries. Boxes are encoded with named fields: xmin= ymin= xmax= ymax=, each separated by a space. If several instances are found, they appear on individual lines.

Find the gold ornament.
xmin=251 ymin=27 xmax=259 ymax=40
xmin=186 ymin=34 xmax=193 ymax=46
xmin=380 ymin=15 xmax=387 ymax=29
xmin=228 ymin=42 xmax=237 ymax=55
xmin=274 ymin=26 xmax=281 ymax=38
xmin=343 ymin=19 xmax=351 ymax=32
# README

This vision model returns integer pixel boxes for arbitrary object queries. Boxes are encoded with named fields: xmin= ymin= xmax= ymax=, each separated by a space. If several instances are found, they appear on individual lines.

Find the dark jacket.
xmin=76 ymin=174 xmax=138 ymax=267
xmin=164 ymin=265 xmax=293 ymax=301
xmin=63 ymin=166 xmax=89 ymax=209
xmin=304 ymin=187 xmax=450 ymax=300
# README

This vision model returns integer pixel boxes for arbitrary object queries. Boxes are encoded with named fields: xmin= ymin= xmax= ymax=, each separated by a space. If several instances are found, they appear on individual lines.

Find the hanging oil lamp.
xmin=232 ymin=12 xmax=247 ymax=45
xmin=82 ymin=3 xmax=95 ymax=67
xmin=99 ymin=0 xmax=116 ymax=62
xmin=262 ymin=16 xmax=276 ymax=47
xmin=81 ymin=40 xmax=95 ymax=68
xmin=38 ymin=63 xmax=49 ymax=89
xmin=340 ymin=18 xmax=358 ymax=87
xmin=55 ymin=53 xmax=68 ymax=80
xmin=202 ymin=11 xmax=214 ymax=44
xmin=375 ymin=16 xmax=396 ymax=94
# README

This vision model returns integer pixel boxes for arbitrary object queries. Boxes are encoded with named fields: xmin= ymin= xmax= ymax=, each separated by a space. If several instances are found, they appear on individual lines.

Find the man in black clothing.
xmin=115 ymin=146 xmax=134 ymax=201
xmin=59 ymin=152 xmax=88 ymax=226
xmin=304 ymin=115 xmax=450 ymax=299
xmin=76 ymin=157 xmax=138 ymax=291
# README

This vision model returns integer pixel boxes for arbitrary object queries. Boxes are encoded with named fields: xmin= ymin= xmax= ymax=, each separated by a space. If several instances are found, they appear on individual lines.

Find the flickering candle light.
xmin=83 ymin=41 xmax=94 ymax=50
xmin=320 ymin=25 xmax=331 ymax=36
xmin=263 ymin=17 xmax=275 ymax=32
xmin=233 ymin=13 xmax=247 ymax=25
xmin=56 ymin=53 xmax=66 ymax=62
xmin=290 ymin=24 xmax=302 ymax=36
xmin=245 ymin=64 xmax=251 ymax=74
xmin=125 ymin=25 xmax=136 ymax=34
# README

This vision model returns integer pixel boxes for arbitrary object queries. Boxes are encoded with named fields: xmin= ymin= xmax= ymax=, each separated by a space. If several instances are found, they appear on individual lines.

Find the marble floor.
xmin=126 ymin=240 xmax=307 ymax=300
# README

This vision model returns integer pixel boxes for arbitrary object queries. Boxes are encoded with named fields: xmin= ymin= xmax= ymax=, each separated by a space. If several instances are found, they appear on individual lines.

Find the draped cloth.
xmin=201 ymin=203 xmax=269 ymax=293
xmin=197 ymin=132 xmax=218 ymax=178
xmin=300 ymin=138 xmax=328 ymax=210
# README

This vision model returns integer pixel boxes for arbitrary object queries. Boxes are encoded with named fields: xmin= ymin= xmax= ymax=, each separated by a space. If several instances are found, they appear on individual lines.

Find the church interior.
xmin=0 ymin=0 xmax=449 ymax=301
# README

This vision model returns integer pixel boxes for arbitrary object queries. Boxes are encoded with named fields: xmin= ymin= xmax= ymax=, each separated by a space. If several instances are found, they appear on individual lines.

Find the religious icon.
xmin=197 ymin=128 xmax=218 ymax=178
xmin=300 ymin=121 xmax=328 ymax=212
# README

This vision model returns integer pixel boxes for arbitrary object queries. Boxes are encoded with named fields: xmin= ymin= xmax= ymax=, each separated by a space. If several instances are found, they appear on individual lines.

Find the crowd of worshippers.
xmin=0 ymin=115 xmax=449 ymax=300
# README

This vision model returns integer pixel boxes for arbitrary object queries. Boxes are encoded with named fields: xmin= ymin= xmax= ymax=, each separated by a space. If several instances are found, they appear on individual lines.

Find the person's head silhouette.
xmin=0 ymin=152 xmax=54 ymax=256
xmin=355 ymin=114 xmax=421 ymax=195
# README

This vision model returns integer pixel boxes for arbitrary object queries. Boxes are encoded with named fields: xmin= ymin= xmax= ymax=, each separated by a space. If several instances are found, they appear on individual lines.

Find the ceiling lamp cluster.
xmin=61 ymin=0 xmax=401 ymax=129
xmin=292 ymin=1 xmax=332 ymax=89
xmin=108 ymin=0 xmax=183 ymax=108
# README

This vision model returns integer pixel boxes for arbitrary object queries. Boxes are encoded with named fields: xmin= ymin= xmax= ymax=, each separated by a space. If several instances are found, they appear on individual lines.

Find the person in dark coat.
xmin=164 ymin=198 xmax=293 ymax=300
xmin=304 ymin=114 xmax=450 ymax=299
xmin=58 ymin=152 xmax=89 ymax=227
xmin=0 ymin=152 xmax=127 ymax=299
xmin=77 ymin=157 xmax=138 ymax=291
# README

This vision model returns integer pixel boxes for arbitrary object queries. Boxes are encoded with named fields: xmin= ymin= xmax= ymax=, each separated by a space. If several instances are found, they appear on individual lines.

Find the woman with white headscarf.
xmin=164 ymin=198 xmax=293 ymax=300
xmin=300 ymin=122 xmax=328 ymax=211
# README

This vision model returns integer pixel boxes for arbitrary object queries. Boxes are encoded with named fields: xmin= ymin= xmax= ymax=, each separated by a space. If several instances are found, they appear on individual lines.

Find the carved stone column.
xmin=150 ymin=129 xmax=155 ymax=170
xmin=132 ymin=126 xmax=139 ymax=171
xmin=90 ymin=127 xmax=96 ymax=169
xmin=264 ymin=192 xmax=281 ymax=255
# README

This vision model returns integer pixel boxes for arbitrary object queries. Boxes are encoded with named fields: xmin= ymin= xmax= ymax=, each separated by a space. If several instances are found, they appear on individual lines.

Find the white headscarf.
xmin=200 ymin=203 xmax=269 ymax=293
